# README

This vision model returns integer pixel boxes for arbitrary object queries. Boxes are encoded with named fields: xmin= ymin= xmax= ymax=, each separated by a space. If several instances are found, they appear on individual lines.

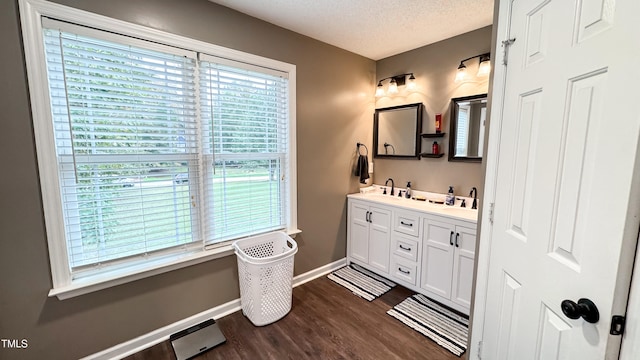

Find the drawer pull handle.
xmin=399 ymin=244 xmax=412 ymax=251
xmin=398 ymin=268 xmax=410 ymax=275
xmin=400 ymin=221 xmax=413 ymax=227
xmin=450 ymin=231 xmax=454 ymax=246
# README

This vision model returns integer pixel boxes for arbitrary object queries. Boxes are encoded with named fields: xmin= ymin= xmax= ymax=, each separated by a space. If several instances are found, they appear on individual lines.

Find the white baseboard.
xmin=81 ymin=299 xmax=242 ymax=360
xmin=292 ymin=257 xmax=347 ymax=288
xmin=82 ymin=257 xmax=347 ymax=360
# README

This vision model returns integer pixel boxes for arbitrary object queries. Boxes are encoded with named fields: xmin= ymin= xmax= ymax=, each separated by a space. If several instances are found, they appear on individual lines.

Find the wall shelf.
xmin=421 ymin=132 xmax=446 ymax=138
xmin=420 ymin=153 xmax=445 ymax=158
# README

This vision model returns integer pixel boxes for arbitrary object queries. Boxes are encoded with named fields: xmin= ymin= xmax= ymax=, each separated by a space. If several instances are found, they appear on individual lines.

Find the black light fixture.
xmin=455 ymin=53 xmax=491 ymax=83
xmin=375 ymin=73 xmax=416 ymax=97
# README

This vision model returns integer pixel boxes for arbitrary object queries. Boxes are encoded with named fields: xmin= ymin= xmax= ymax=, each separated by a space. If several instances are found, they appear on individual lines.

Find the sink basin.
xmin=364 ymin=193 xmax=403 ymax=201
xmin=439 ymin=206 xmax=479 ymax=219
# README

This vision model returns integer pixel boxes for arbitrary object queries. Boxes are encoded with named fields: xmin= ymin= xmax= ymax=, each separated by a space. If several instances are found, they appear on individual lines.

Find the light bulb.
xmin=477 ymin=58 xmax=491 ymax=77
xmin=406 ymin=74 xmax=416 ymax=91
xmin=387 ymin=78 xmax=398 ymax=94
xmin=454 ymin=64 xmax=467 ymax=83
xmin=375 ymin=82 xmax=385 ymax=97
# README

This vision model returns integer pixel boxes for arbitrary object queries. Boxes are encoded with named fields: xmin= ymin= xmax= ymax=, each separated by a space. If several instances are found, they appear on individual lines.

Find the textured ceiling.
xmin=208 ymin=0 xmax=494 ymax=60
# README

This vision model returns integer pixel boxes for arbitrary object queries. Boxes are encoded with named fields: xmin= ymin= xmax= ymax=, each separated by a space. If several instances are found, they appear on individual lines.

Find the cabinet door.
xmin=349 ymin=201 xmax=370 ymax=263
xmin=368 ymin=206 xmax=391 ymax=273
xmin=451 ymin=225 xmax=476 ymax=308
xmin=421 ymin=218 xmax=455 ymax=299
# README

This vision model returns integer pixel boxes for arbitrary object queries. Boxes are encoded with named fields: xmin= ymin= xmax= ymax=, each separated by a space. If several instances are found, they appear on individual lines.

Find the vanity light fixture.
xmin=454 ymin=53 xmax=491 ymax=83
xmin=375 ymin=73 xmax=416 ymax=97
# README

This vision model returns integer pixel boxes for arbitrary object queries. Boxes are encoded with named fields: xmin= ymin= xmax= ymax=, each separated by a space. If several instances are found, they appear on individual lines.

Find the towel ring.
xmin=357 ymin=143 xmax=368 ymax=156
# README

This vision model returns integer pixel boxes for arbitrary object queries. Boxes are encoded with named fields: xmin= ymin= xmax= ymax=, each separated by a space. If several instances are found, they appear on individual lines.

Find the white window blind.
xmin=199 ymin=55 xmax=289 ymax=243
xmin=39 ymin=19 xmax=292 ymax=278
xmin=456 ymin=106 xmax=470 ymax=156
xmin=43 ymin=22 xmax=200 ymax=272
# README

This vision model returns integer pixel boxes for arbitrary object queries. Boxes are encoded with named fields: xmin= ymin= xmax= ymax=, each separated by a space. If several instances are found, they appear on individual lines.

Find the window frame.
xmin=19 ymin=0 xmax=298 ymax=299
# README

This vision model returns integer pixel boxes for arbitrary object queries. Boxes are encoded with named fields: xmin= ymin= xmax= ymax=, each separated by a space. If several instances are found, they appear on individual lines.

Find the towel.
xmin=355 ymin=154 xmax=369 ymax=184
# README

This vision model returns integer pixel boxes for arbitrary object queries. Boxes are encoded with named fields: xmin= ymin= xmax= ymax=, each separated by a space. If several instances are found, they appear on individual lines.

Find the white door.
xmin=368 ymin=206 xmax=391 ymax=273
xmin=479 ymin=0 xmax=640 ymax=359
xmin=348 ymin=201 xmax=369 ymax=264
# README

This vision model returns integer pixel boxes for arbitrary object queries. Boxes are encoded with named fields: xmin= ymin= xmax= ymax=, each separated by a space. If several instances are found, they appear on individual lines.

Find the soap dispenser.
xmin=445 ymin=186 xmax=455 ymax=206
xmin=405 ymin=182 xmax=412 ymax=199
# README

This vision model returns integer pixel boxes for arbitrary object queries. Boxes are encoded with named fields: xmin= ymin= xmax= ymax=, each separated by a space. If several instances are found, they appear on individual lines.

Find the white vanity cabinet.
xmin=348 ymin=199 xmax=392 ymax=274
xmin=346 ymin=193 xmax=478 ymax=315
xmin=421 ymin=216 xmax=477 ymax=310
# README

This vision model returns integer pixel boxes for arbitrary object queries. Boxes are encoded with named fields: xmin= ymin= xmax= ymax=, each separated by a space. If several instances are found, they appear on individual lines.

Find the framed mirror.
xmin=449 ymin=94 xmax=487 ymax=162
xmin=373 ymin=103 xmax=422 ymax=159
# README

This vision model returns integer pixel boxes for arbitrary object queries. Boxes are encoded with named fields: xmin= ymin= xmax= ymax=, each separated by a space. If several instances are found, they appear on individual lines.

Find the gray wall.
xmin=373 ymin=26 xmax=492 ymax=199
xmin=0 ymin=0 xmax=374 ymax=359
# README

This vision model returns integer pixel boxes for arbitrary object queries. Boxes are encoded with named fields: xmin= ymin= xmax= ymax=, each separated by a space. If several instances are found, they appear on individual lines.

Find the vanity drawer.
xmin=393 ymin=234 xmax=419 ymax=262
xmin=391 ymin=256 xmax=418 ymax=286
xmin=394 ymin=210 xmax=420 ymax=237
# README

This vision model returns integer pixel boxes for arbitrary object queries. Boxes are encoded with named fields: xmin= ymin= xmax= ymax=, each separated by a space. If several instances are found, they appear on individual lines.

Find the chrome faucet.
xmin=385 ymin=178 xmax=395 ymax=196
xmin=469 ymin=187 xmax=478 ymax=210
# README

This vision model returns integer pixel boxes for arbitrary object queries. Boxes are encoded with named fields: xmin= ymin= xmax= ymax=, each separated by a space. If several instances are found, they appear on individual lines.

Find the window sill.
xmin=48 ymin=245 xmax=233 ymax=300
xmin=48 ymin=229 xmax=301 ymax=300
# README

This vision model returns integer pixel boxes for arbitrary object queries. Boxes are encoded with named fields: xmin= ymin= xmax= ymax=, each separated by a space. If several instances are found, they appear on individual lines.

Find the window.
xmin=455 ymin=106 xmax=470 ymax=156
xmin=44 ymin=22 xmax=201 ymax=272
xmin=21 ymin=1 xmax=296 ymax=297
xmin=199 ymin=55 xmax=290 ymax=243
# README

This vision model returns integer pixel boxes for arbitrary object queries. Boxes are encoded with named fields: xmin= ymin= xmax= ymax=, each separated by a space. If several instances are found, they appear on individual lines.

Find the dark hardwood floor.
xmin=125 ymin=276 xmax=462 ymax=360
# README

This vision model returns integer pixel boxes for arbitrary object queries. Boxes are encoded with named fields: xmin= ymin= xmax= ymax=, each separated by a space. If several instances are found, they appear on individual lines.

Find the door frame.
xmin=469 ymin=0 xmax=640 ymax=358
xmin=620 ymin=232 xmax=640 ymax=359
xmin=467 ymin=0 xmax=512 ymax=358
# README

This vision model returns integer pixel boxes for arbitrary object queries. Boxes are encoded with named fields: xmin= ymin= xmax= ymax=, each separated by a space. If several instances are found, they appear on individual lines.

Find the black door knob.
xmin=561 ymin=298 xmax=599 ymax=323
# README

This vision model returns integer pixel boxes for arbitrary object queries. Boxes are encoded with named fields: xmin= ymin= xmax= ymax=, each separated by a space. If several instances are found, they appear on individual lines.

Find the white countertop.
xmin=348 ymin=191 xmax=478 ymax=223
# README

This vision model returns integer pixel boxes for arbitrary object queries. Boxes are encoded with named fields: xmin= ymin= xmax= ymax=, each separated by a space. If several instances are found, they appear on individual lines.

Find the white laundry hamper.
xmin=232 ymin=232 xmax=298 ymax=326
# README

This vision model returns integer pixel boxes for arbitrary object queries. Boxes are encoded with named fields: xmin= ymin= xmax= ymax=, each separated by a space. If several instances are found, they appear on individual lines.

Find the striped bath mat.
xmin=387 ymin=294 xmax=469 ymax=356
xmin=327 ymin=264 xmax=396 ymax=301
